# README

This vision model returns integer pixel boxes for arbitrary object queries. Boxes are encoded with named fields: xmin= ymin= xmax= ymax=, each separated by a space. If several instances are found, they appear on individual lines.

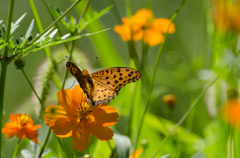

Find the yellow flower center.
xmin=77 ymin=102 xmax=93 ymax=120
xmin=19 ymin=113 xmax=32 ymax=126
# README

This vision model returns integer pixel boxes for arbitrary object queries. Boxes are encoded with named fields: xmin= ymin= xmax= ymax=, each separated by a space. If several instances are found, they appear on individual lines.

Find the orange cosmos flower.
xmin=114 ymin=9 xmax=175 ymax=46
xmin=44 ymin=85 xmax=119 ymax=151
xmin=2 ymin=113 xmax=41 ymax=144
xmin=212 ymin=0 xmax=240 ymax=32
xmin=130 ymin=148 xmax=143 ymax=158
xmin=220 ymin=99 xmax=240 ymax=128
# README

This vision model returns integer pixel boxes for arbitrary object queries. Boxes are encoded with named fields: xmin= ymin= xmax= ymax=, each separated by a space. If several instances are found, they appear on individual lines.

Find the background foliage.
xmin=1 ymin=0 xmax=239 ymax=157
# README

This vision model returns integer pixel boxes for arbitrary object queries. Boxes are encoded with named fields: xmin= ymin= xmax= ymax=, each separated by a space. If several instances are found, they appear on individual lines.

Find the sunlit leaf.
xmin=25 ymin=19 xmax=34 ymax=39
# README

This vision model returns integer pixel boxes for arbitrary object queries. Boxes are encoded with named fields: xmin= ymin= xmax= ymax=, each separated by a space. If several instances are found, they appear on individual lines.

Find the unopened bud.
xmin=227 ymin=88 xmax=239 ymax=100
xmin=163 ymin=94 xmax=176 ymax=108
xmin=141 ymin=139 xmax=148 ymax=148
xmin=14 ymin=59 xmax=25 ymax=69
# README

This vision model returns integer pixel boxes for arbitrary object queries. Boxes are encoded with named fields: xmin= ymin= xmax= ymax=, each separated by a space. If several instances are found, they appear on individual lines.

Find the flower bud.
xmin=14 ymin=59 xmax=25 ymax=69
xmin=141 ymin=139 xmax=148 ymax=148
xmin=163 ymin=94 xmax=176 ymax=108
xmin=227 ymin=88 xmax=239 ymax=100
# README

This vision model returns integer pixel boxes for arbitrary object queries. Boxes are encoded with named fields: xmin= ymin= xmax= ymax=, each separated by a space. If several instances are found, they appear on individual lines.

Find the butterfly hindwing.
xmin=91 ymin=67 xmax=141 ymax=105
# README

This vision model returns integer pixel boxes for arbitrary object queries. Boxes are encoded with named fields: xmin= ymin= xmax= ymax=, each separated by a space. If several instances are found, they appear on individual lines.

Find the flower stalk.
xmin=0 ymin=0 xmax=15 ymax=157
xmin=12 ymin=139 xmax=21 ymax=158
xmin=132 ymin=0 xmax=188 ymax=154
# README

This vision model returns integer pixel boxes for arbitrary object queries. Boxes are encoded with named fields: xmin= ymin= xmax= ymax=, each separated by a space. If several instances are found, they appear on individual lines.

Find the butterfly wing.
xmin=91 ymin=67 xmax=141 ymax=105
xmin=66 ymin=62 xmax=95 ymax=104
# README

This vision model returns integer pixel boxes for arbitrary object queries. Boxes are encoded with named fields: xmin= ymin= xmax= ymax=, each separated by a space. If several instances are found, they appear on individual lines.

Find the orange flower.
xmin=212 ymin=0 xmax=240 ymax=32
xmin=220 ymin=99 xmax=240 ymax=128
xmin=2 ymin=113 xmax=41 ymax=144
xmin=44 ymin=85 xmax=119 ymax=151
xmin=114 ymin=9 xmax=175 ymax=46
xmin=130 ymin=148 xmax=143 ymax=158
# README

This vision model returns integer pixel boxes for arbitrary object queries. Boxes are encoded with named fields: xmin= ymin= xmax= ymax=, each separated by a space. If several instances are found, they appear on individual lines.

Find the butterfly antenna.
xmin=86 ymin=57 xmax=98 ymax=69
xmin=69 ymin=79 xmax=77 ymax=89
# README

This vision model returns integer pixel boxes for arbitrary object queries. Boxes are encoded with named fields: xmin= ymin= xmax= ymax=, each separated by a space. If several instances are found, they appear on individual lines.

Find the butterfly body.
xmin=66 ymin=61 xmax=141 ymax=106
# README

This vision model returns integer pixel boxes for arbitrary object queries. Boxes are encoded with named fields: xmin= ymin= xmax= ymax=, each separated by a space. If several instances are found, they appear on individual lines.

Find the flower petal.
xmin=2 ymin=122 xmax=20 ymax=138
xmin=24 ymin=124 xmax=41 ymax=144
xmin=114 ymin=18 xmax=132 ymax=41
xmin=89 ymin=124 xmax=113 ymax=141
xmin=152 ymin=18 xmax=175 ymax=34
xmin=72 ymin=123 xmax=90 ymax=152
xmin=45 ymin=105 xmax=76 ymax=138
xmin=132 ymin=9 xmax=154 ymax=30
xmin=91 ymin=106 xmax=119 ymax=126
xmin=57 ymin=89 xmax=76 ymax=116
xmin=143 ymin=29 xmax=164 ymax=46
xmin=71 ymin=85 xmax=87 ymax=109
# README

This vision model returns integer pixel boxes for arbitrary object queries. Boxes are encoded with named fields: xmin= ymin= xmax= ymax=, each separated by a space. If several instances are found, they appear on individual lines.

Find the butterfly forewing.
xmin=91 ymin=67 xmax=141 ymax=105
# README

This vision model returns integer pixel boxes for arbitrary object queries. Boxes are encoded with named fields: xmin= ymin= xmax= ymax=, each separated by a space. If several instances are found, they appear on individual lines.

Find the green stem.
xmin=0 ymin=0 xmax=15 ymax=157
xmin=28 ymin=0 xmax=57 ymax=71
xmin=41 ymin=0 xmax=69 ymax=52
xmin=27 ymin=0 xmax=82 ymax=45
xmin=21 ymin=69 xmax=44 ymax=110
xmin=12 ymin=138 xmax=21 ymax=158
xmin=38 ymin=128 xmax=51 ymax=158
xmin=132 ymin=0 xmax=187 ymax=154
xmin=78 ymin=0 xmax=91 ymax=22
xmin=74 ymin=150 xmax=77 ymax=158
xmin=150 ymin=68 xmax=224 ymax=158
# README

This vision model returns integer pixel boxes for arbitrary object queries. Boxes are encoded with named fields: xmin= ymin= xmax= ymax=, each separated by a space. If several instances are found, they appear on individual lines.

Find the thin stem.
xmin=12 ymin=138 xmax=21 ymax=158
xmin=21 ymin=69 xmax=44 ymax=111
xmin=0 ymin=0 xmax=15 ymax=157
xmin=74 ymin=150 xmax=77 ymax=158
xmin=27 ymin=0 xmax=81 ymax=45
xmin=41 ymin=0 xmax=69 ymax=52
xmin=28 ymin=0 xmax=55 ymax=66
xmin=132 ymin=0 xmax=187 ymax=154
xmin=79 ymin=0 xmax=91 ymax=22
xmin=38 ymin=128 xmax=51 ymax=158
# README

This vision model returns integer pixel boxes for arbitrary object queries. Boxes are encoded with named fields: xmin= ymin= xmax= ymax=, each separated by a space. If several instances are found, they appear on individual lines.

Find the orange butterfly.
xmin=66 ymin=62 xmax=141 ymax=106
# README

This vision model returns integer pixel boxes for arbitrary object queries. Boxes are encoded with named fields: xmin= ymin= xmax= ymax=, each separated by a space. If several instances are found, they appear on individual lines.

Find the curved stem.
xmin=21 ymin=69 xmax=44 ymax=110
xmin=12 ymin=138 xmax=21 ymax=158
xmin=38 ymin=128 xmax=51 ymax=158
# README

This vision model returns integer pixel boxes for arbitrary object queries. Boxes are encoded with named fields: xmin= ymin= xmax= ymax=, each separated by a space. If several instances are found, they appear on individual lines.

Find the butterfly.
xmin=66 ymin=61 xmax=141 ymax=106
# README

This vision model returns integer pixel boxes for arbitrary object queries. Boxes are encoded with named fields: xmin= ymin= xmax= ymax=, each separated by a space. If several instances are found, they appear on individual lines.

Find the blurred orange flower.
xmin=114 ymin=9 xmax=175 ymax=46
xmin=2 ymin=113 xmax=41 ymax=144
xmin=212 ymin=0 xmax=240 ymax=32
xmin=44 ymin=85 xmax=119 ymax=151
xmin=130 ymin=148 xmax=143 ymax=158
xmin=220 ymin=99 xmax=240 ymax=128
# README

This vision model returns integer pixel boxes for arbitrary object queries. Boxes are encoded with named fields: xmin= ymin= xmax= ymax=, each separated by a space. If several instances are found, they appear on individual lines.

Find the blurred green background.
xmin=1 ymin=0 xmax=221 ymax=157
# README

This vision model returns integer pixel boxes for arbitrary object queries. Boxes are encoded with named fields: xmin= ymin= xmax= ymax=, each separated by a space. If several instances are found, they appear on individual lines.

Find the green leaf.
xmin=25 ymin=19 xmax=34 ymax=39
xmin=24 ymin=29 xmax=110 ymax=56
xmin=113 ymin=134 xmax=131 ymax=158
xmin=11 ymin=13 xmax=27 ymax=35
